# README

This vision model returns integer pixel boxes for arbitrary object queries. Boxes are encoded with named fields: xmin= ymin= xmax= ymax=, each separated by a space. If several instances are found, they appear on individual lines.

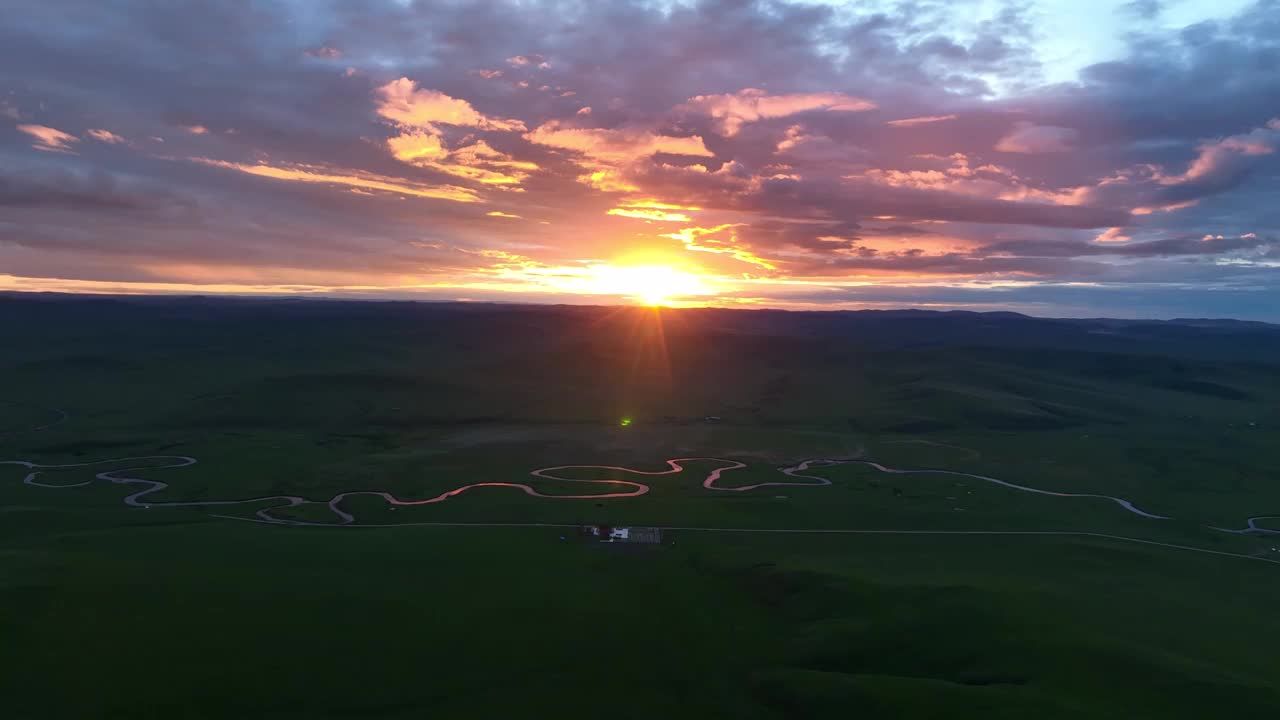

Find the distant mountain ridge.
xmin=0 ymin=290 xmax=1275 ymax=329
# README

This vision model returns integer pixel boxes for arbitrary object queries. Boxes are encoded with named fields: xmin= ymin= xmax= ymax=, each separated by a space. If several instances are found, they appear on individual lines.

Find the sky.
xmin=2 ymin=0 xmax=1278 ymax=319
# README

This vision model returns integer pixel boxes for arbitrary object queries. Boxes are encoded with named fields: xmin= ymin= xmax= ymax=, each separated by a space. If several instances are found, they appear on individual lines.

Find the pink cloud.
xmin=87 ymin=128 xmax=125 ymax=144
xmin=17 ymin=124 xmax=78 ymax=152
xmin=1170 ymin=124 xmax=1278 ymax=184
xmin=774 ymin=125 xmax=869 ymax=169
xmin=1095 ymin=227 xmax=1131 ymax=243
xmin=506 ymin=54 xmax=549 ymax=69
xmin=680 ymin=88 xmax=875 ymax=136
xmin=995 ymin=122 xmax=1077 ymax=153
xmin=1118 ymin=118 xmax=1280 ymax=212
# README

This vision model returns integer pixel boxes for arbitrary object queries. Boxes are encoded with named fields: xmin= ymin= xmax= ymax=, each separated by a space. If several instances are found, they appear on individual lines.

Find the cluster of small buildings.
xmin=579 ymin=525 xmax=662 ymax=544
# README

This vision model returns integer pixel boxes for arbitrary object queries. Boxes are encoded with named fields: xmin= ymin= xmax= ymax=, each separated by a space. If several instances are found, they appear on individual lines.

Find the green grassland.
xmin=2 ymin=296 xmax=1279 ymax=718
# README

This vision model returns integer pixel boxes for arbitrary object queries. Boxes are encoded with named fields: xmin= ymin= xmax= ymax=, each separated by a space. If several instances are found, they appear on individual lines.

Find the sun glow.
xmin=587 ymin=264 xmax=713 ymax=305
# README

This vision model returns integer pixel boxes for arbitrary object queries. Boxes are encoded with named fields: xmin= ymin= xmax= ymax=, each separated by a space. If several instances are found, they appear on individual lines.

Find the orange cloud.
xmin=376 ymin=77 xmax=525 ymax=132
xmin=487 ymin=210 xmax=522 ymax=218
xmin=661 ymin=224 xmax=777 ymax=270
xmin=185 ymin=125 xmax=209 ymax=135
xmin=386 ymin=129 xmax=449 ymax=163
xmin=607 ymin=208 xmax=692 ymax=222
xmin=527 ymin=121 xmax=713 ymax=192
xmin=17 ymin=124 xmax=78 ymax=152
xmin=621 ymin=199 xmax=702 ymax=211
xmin=887 ymin=114 xmax=957 ymax=127
xmin=526 ymin=122 xmax=714 ymax=162
xmin=377 ymin=78 xmax=536 ymax=187
xmin=191 ymin=157 xmax=480 ymax=202
xmin=607 ymin=198 xmax=701 ymax=222
xmin=449 ymin=141 xmax=538 ymax=178
xmin=579 ymin=168 xmax=639 ymax=193
xmin=387 ymin=135 xmax=537 ymax=186
xmin=680 ymin=88 xmax=874 ymax=136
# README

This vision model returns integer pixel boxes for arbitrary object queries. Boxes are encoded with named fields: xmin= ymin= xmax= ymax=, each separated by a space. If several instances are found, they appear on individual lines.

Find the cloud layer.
xmin=1 ymin=0 xmax=1278 ymax=318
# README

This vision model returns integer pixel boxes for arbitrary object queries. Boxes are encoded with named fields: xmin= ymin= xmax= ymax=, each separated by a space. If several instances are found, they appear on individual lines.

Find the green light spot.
xmin=620 ymin=417 xmax=633 ymax=427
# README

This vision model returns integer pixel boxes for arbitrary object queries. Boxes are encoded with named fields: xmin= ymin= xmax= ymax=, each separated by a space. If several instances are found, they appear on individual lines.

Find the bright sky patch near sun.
xmin=1 ymin=0 xmax=1278 ymax=319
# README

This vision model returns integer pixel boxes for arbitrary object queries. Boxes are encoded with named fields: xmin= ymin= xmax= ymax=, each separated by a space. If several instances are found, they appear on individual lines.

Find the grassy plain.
xmin=2 ymin=295 xmax=1279 ymax=718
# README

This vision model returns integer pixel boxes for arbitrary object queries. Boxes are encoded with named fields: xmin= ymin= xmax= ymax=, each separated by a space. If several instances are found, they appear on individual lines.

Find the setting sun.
xmin=587 ymin=264 xmax=713 ymax=305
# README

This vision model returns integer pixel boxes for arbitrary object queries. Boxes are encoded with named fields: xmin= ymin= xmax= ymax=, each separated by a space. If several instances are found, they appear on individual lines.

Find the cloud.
xmin=376 ymin=78 xmax=536 ymax=187
xmin=506 ymin=54 xmax=548 ymax=68
xmin=525 ymin=121 xmax=716 ymax=194
xmin=436 ymin=140 xmax=538 ymax=185
xmin=983 ymin=233 xmax=1277 ymax=259
xmin=2 ymin=0 xmax=1278 ymax=318
xmin=386 ymin=129 xmax=449 ymax=164
xmin=17 ymin=124 xmax=78 ymax=152
xmin=680 ymin=88 xmax=874 ymax=136
xmin=1146 ymin=120 xmax=1279 ymax=207
xmin=305 ymin=46 xmax=341 ymax=59
xmin=1122 ymin=0 xmax=1164 ymax=19
xmin=887 ymin=114 xmax=957 ymax=127
xmin=1182 ymin=129 xmax=1278 ymax=173
xmin=191 ymin=157 xmax=480 ymax=202
xmin=994 ymin=122 xmax=1077 ymax=153
xmin=86 ymin=129 xmax=125 ymax=144
xmin=486 ymin=210 xmax=522 ymax=218
xmin=375 ymin=77 xmax=525 ymax=132
xmin=526 ymin=122 xmax=713 ymax=162
xmin=660 ymin=224 xmax=777 ymax=270
xmin=386 ymin=132 xmax=536 ymax=186
xmin=0 ymin=166 xmax=188 ymax=212
xmin=1095 ymin=227 xmax=1131 ymax=243
xmin=606 ymin=207 xmax=692 ymax=222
